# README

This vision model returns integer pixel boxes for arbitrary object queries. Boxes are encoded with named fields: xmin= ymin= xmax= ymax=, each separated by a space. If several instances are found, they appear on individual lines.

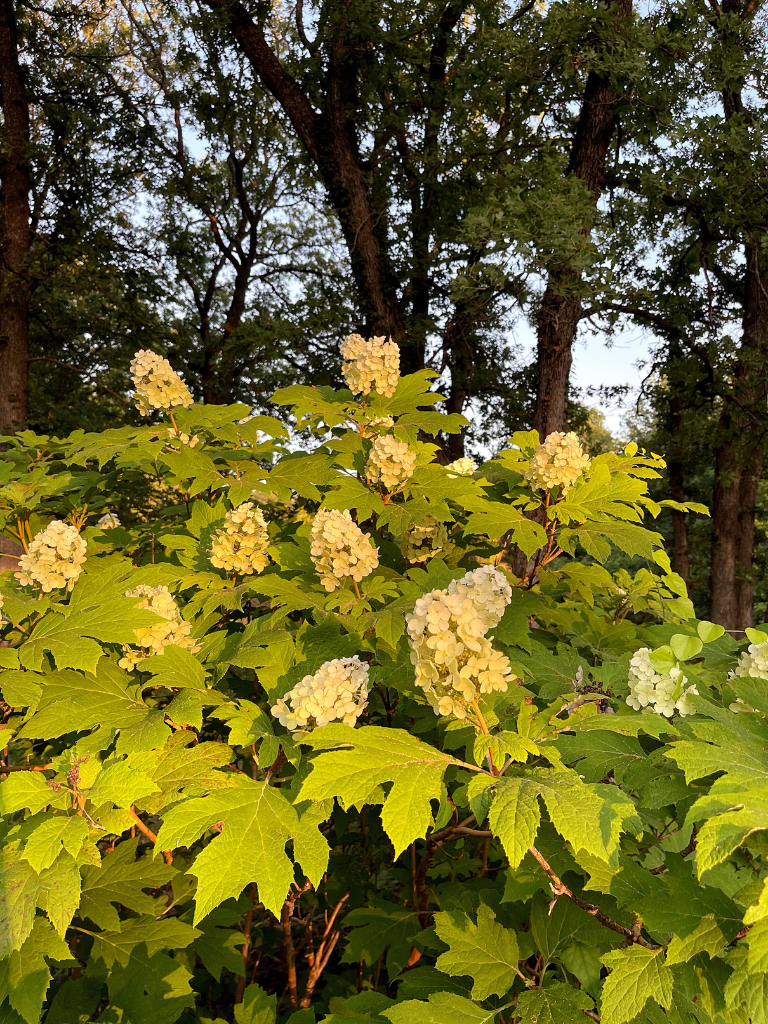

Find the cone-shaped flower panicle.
xmin=626 ymin=647 xmax=697 ymax=717
xmin=406 ymin=588 xmax=515 ymax=720
xmin=310 ymin=508 xmax=379 ymax=592
xmin=526 ymin=431 xmax=590 ymax=493
xmin=447 ymin=565 xmax=512 ymax=630
xmin=340 ymin=333 xmax=400 ymax=397
xmin=130 ymin=349 xmax=193 ymax=415
xmin=119 ymin=584 xmax=200 ymax=670
xmin=16 ymin=521 xmax=87 ymax=592
xmin=445 ymin=457 xmax=477 ymax=476
xmin=96 ymin=512 xmax=121 ymax=530
xmin=366 ymin=435 xmax=416 ymax=491
xmin=401 ymin=516 xmax=450 ymax=564
xmin=271 ymin=656 xmax=369 ymax=731
xmin=210 ymin=502 xmax=270 ymax=576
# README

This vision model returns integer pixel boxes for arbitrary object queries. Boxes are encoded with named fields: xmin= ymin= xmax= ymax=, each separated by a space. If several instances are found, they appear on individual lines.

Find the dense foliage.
xmin=3 ymin=342 xmax=768 ymax=1023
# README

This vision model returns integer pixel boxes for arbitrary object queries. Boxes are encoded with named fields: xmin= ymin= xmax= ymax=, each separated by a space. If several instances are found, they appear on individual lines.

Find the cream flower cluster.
xmin=366 ymin=435 xmax=416 ymax=491
xmin=340 ymin=333 xmax=400 ymax=397
xmin=271 ymin=656 xmax=370 ymax=731
xmin=95 ymin=512 xmax=121 ymax=530
xmin=730 ymin=640 xmax=768 ymax=681
xmin=364 ymin=414 xmax=395 ymax=434
xmin=15 ymin=521 xmax=87 ymax=592
xmin=446 ymin=458 xmax=477 ymax=476
xmin=167 ymin=427 xmax=199 ymax=448
xmin=401 ymin=516 xmax=450 ymax=564
xmin=310 ymin=509 xmax=379 ymax=592
xmin=118 ymin=584 xmax=199 ymax=670
xmin=447 ymin=565 xmax=512 ymax=630
xmin=526 ymin=431 xmax=590 ymax=493
xmin=406 ymin=590 xmax=514 ymax=720
xmin=130 ymin=350 xmax=193 ymax=416
xmin=210 ymin=503 xmax=270 ymax=576
xmin=626 ymin=648 xmax=698 ymax=717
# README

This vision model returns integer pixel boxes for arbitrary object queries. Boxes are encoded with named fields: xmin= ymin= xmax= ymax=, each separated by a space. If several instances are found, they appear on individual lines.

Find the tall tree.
xmin=0 ymin=0 xmax=31 ymax=433
xmin=533 ymin=0 xmax=633 ymax=438
xmin=197 ymin=0 xmax=648 ymax=455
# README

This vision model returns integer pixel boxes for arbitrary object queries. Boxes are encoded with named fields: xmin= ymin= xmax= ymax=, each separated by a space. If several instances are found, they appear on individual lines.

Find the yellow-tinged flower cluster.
xmin=167 ymin=427 xmax=199 ymax=448
xmin=401 ymin=516 xmax=450 ymax=564
xmin=446 ymin=457 xmax=477 ymax=476
xmin=95 ymin=512 xmax=121 ymax=530
xmin=130 ymin=349 xmax=193 ymax=416
xmin=447 ymin=565 xmax=512 ymax=630
xmin=626 ymin=648 xmax=697 ymax=717
xmin=364 ymin=414 xmax=395 ymax=434
xmin=118 ymin=584 xmax=199 ymax=670
xmin=526 ymin=431 xmax=590 ymax=493
xmin=340 ymin=333 xmax=400 ymax=397
xmin=310 ymin=509 xmax=379 ymax=592
xmin=270 ymin=656 xmax=369 ymax=731
xmin=210 ymin=503 xmax=270 ymax=576
xmin=366 ymin=435 xmax=416 ymax=491
xmin=406 ymin=589 xmax=514 ymax=720
xmin=16 ymin=521 xmax=87 ymax=592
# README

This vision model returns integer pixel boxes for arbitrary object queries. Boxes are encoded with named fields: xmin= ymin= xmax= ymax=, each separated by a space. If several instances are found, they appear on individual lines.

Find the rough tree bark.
xmin=202 ymin=0 xmax=410 ymax=363
xmin=710 ymin=240 xmax=768 ymax=630
xmin=533 ymin=0 xmax=632 ymax=439
xmin=708 ymin=0 xmax=768 ymax=631
xmin=0 ymin=0 xmax=31 ymax=434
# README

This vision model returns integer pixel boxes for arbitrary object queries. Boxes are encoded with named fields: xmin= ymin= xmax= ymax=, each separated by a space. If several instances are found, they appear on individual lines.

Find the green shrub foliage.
xmin=0 ymin=344 xmax=764 ymax=1024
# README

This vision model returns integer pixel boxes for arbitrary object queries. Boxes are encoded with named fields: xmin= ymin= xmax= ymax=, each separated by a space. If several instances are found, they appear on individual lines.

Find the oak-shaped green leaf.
xmin=155 ymin=778 xmax=329 ymax=921
xmin=298 ymin=725 xmax=458 ymax=856
xmin=20 ymin=815 xmax=90 ymax=873
xmin=341 ymin=898 xmax=422 ymax=978
xmin=382 ymin=991 xmax=502 ymax=1024
xmin=515 ymin=981 xmax=594 ymax=1024
xmin=434 ymin=903 xmax=519 ymax=999
xmin=78 ymin=838 xmax=177 ymax=931
xmin=0 ymin=772 xmax=56 ymax=817
xmin=90 ymin=916 xmax=199 ymax=1024
xmin=600 ymin=946 xmax=673 ymax=1024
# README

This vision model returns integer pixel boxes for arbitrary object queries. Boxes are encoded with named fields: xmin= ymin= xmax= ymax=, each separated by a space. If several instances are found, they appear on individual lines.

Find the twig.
xmin=527 ymin=845 xmax=658 ymax=949
xmin=300 ymin=893 xmax=349 ymax=1007
xmin=128 ymin=806 xmax=173 ymax=865
xmin=281 ymin=881 xmax=313 ymax=1008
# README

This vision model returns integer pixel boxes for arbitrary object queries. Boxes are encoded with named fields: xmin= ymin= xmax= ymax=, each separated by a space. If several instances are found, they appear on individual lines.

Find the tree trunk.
xmin=709 ymin=241 xmax=768 ymax=631
xmin=0 ymin=0 xmax=31 ymax=434
xmin=202 ymin=0 xmax=409 ymax=362
xmin=533 ymin=0 xmax=632 ymax=439
xmin=667 ymin=391 xmax=690 ymax=586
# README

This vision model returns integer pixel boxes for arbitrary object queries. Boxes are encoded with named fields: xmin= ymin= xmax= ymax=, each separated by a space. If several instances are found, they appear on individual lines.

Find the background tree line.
xmin=0 ymin=0 xmax=767 ymax=629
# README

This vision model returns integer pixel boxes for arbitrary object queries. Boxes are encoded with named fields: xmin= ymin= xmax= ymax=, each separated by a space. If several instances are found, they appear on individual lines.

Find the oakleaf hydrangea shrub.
xmin=1 ymin=337 xmax=763 ymax=1024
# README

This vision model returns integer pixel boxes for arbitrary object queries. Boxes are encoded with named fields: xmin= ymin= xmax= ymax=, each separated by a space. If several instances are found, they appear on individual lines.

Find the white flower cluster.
xmin=210 ymin=503 xmax=270 ymax=576
xmin=15 ymin=521 xmax=87 ymax=592
xmin=626 ymin=648 xmax=698 ymax=717
xmin=340 ymin=333 xmax=400 ymax=397
xmin=119 ymin=584 xmax=199 ymax=671
xmin=446 ymin=458 xmax=477 ymax=476
xmin=447 ymin=565 xmax=512 ymax=630
xmin=366 ymin=435 xmax=416 ymax=491
xmin=310 ymin=508 xmax=379 ymax=592
xmin=271 ymin=657 xmax=370 ymax=731
xmin=730 ymin=640 xmax=768 ymax=681
xmin=130 ymin=350 xmax=193 ymax=416
xmin=526 ymin=431 xmax=590 ymax=493
xmin=95 ymin=512 xmax=121 ymax=530
xmin=167 ymin=427 xmax=199 ymax=448
xmin=406 ymin=589 xmax=514 ymax=720
xmin=401 ymin=516 xmax=450 ymax=564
